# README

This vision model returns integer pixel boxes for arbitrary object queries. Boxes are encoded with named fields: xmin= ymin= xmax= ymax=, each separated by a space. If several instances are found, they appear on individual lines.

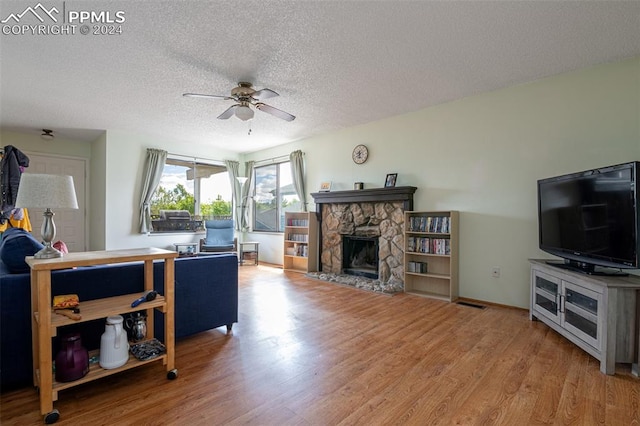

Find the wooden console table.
xmin=27 ymin=248 xmax=178 ymax=423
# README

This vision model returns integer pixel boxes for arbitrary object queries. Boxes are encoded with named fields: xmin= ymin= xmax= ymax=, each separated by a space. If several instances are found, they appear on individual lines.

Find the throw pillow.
xmin=0 ymin=228 xmax=44 ymax=273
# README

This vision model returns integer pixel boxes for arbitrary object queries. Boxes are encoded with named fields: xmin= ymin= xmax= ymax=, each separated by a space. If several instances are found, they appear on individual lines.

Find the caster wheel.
xmin=167 ymin=369 xmax=178 ymax=380
xmin=44 ymin=409 xmax=60 ymax=424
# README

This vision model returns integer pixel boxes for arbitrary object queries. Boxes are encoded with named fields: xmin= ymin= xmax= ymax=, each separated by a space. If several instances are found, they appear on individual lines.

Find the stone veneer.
xmin=320 ymin=201 xmax=405 ymax=290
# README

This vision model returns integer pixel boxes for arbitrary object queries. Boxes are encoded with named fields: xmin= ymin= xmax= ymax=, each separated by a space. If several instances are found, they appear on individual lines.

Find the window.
xmin=150 ymin=157 xmax=232 ymax=232
xmin=253 ymin=162 xmax=300 ymax=232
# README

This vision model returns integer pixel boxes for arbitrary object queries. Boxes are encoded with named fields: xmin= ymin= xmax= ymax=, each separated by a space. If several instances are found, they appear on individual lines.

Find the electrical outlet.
xmin=491 ymin=267 xmax=501 ymax=278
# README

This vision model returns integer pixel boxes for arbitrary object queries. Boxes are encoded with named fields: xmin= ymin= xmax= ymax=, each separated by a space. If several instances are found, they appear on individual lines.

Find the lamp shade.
xmin=15 ymin=174 xmax=79 ymax=209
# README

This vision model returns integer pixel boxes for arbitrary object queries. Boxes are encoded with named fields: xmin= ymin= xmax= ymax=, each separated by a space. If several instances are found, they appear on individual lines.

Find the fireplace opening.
xmin=342 ymin=236 xmax=379 ymax=279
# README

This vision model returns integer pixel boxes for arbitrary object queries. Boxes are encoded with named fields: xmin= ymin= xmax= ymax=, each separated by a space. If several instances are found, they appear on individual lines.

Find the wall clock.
xmin=352 ymin=144 xmax=369 ymax=164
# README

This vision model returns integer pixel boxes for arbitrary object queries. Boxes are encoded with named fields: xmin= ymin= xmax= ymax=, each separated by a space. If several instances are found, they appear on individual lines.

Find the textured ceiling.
xmin=1 ymin=1 xmax=639 ymax=153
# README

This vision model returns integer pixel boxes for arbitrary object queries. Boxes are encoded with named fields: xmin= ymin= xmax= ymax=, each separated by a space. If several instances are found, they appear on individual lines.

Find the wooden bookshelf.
xmin=404 ymin=211 xmax=459 ymax=302
xmin=283 ymin=212 xmax=318 ymax=273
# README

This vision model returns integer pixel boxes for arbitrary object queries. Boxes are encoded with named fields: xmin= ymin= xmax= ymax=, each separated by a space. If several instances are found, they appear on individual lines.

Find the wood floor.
xmin=2 ymin=265 xmax=639 ymax=425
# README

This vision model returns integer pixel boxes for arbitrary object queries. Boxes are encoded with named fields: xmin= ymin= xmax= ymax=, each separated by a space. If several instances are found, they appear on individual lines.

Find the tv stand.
xmin=546 ymin=260 xmax=628 ymax=277
xmin=530 ymin=259 xmax=640 ymax=375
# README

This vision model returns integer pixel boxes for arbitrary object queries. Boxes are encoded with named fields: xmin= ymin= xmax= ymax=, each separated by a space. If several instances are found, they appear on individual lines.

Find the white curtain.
xmin=224 ymin=160 xmax=242 ymax=230
xmin=289 ymin=150 xmax=307 ymax=212
xmin=241 ymin=161 xmax=255 ymax=231
xmin=225 ymin=160 xmax=255 ymax=232
xmin=139 ymin=148 xmax=167 ymax=233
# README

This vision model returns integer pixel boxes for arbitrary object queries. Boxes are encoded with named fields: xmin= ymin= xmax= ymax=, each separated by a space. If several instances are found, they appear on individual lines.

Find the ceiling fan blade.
xmin=183 ymin=93 xmax=233 ymax=100
xmin=252 ymin=88 xmax=279 ymax=100
xmin=217 ymin=105 xmax=238 ymax=119
xmin=255 ymin=103 xmax=296 ymax=121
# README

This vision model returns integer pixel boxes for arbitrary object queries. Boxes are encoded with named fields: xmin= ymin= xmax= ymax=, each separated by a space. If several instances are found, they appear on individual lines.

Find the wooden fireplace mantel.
xmin=310 ymin=186 xmax=417 ymax=214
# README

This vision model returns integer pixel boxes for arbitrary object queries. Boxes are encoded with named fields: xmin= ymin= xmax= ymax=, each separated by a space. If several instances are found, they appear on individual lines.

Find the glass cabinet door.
xmin=532 ymin=270 xmax=561 ymax=324
xmin=562 ymin=281 xmax=602 ymax=350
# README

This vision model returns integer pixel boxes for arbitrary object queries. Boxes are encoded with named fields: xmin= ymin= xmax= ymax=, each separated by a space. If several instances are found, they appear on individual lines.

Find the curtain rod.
xmin=167 ymin=152 xmax=225 ymax=164
xmin=254 ymin=153 xmax=296 ymax=165
xmin=168 ymin=152 xmax=301 ymax=166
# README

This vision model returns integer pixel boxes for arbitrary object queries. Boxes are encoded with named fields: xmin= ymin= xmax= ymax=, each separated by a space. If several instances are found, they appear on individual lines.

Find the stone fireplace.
xmin=310 ymin=186 xmax=416 ymax=293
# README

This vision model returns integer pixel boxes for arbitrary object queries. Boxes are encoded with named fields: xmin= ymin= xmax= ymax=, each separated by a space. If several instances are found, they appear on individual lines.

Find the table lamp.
xmin=15 ymin=173 xmax=79 ymax=258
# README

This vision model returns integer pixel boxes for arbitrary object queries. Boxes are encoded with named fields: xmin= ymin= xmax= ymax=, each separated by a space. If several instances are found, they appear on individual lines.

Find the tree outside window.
xmin=253 ymin=162 xmax=300 ymax=232
xmin=151 ymin=158 xmax=232 ymax=232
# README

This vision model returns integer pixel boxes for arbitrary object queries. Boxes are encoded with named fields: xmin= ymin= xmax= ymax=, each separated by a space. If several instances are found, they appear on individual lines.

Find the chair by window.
xmin=199 ymin=219 xmax=237 ymax=253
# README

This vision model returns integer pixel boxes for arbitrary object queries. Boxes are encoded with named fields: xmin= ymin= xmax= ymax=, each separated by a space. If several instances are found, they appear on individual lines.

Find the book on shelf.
xmin=406 ymin=237 xmax=450 ymax=255
xmin=286 ymin=218 xmax=309 ymax=227
xmin=287 ymin=233 xmax=308 ymax=242
xmin=408 ymin=216 xmax=451 ymax=233
xmin=407 ymin=261 xmax=428 ymax=273
xmin=292 ymin=243 xmax=308 ymax=257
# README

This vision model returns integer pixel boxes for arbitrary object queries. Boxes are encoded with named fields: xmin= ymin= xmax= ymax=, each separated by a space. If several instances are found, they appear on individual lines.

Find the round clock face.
xmin=352 ymin=144 xmax=369 ymax=164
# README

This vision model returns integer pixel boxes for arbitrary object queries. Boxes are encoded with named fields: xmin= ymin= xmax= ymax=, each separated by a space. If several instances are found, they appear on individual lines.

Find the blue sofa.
xmin=0 ymin=253 xmax=238 ymax=390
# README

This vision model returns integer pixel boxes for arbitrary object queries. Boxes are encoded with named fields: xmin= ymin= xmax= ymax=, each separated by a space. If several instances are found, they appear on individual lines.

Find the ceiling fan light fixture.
xmin=235 ymin=105 xmax=254 ymax=121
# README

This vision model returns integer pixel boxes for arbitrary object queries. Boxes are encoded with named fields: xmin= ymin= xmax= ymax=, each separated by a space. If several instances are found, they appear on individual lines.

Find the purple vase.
xmin=55 ymin=333 xmax=89 ymax=382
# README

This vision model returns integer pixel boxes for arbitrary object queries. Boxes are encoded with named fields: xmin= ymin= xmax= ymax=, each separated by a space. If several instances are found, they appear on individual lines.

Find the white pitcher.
xmin=99 ymin=315 xmax=129 ymax=369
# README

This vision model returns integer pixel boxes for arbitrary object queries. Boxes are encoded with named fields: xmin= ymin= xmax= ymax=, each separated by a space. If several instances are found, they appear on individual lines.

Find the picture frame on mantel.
xmin=384 ymin=173 xmax=397 ymax=188
xmin=319 ymin=181 xmax=332 ymax=192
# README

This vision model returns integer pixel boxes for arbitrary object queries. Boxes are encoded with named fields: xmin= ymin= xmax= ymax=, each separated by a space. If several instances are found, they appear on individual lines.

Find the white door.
xmin=23 ymin=153 xmax=87 ymax=252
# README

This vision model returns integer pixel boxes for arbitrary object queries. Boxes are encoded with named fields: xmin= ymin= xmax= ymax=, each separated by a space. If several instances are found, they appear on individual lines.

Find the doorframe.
xmin=24 ymin=151 xmax=90 ymax=251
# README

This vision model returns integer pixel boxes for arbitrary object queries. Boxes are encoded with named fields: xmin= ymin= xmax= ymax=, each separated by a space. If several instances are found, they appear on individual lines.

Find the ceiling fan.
xmin=183 ymin=82 xmax=296 ymax=122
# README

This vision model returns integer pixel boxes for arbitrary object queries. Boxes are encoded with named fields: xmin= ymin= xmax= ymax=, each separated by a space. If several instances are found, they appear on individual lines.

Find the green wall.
xmin=243 ymin=56 xmax=640 ymax=308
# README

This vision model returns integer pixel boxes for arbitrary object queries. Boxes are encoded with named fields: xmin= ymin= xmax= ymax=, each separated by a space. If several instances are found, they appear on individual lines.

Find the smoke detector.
xmin=41 ymin=129 xmax=54 ymax=141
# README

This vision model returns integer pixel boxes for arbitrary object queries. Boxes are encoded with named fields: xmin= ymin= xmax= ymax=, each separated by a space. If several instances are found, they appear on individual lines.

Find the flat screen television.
xmin=537 ymin=161 xmax=639 ymax=274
